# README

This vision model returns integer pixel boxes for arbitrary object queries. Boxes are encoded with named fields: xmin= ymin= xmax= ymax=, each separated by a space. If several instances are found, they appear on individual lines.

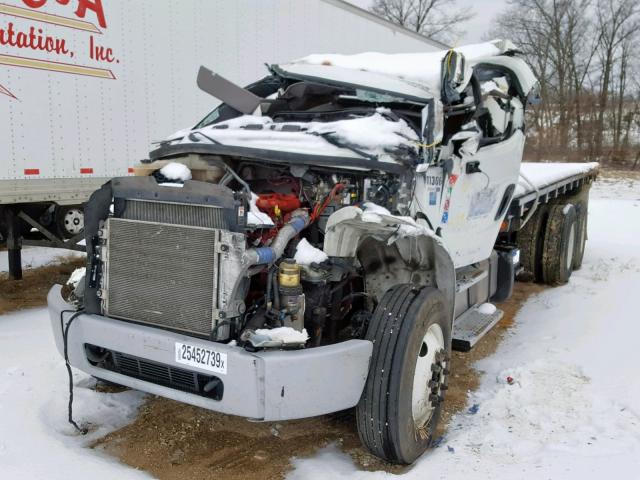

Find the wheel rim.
xmin=63 ymin=208 xmax=84 ymax=235
xmin=566 ymin=223 xmax=576 ymax=271
xmin=412 ymin=323 xmax=446 ymax=428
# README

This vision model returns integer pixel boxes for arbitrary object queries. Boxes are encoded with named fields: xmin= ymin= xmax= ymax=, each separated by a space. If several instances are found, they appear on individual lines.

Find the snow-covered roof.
xmin=271 ymin=63 xmax=435 ymax=102
xmin=276 ymin=40 xmax=534 ymax=100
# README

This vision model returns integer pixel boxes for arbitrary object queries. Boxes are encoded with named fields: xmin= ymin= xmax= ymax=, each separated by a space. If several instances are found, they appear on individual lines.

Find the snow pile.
xmin=477 ymin=302 xmax=496 ymax=315
xmin=247 ymin=192 xmax=275 ymax=227
xmin=66 ymin=267 xmax=86 ymax=288
xmin=183 ymin=109 xmax=418 ymax=160
xmin=294 ymin=238 xmax=328 ymax=265
xmin=159 ymin=162 xmax=192 ymax=182
xmin=304 ymin=109 xmax=418 ymax=156
xmin=254 ymin=327 xmax=309 ymax=345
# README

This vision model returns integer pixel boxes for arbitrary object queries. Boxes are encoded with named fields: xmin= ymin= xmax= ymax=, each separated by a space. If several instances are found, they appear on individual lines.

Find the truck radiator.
xmin=103 ymin=217 xmax=220 ymax=337
xmin=121 ymin=198 xmax=228 ymax=229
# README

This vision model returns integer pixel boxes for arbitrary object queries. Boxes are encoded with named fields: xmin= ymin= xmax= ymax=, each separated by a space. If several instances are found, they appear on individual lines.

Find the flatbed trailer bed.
xmin=509 ymin=162 xmax=599 ymax=226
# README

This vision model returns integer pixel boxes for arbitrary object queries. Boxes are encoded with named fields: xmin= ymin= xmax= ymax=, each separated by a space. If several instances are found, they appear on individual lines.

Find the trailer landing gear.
xmin=6 ymin=208 xmax=22 ymax=280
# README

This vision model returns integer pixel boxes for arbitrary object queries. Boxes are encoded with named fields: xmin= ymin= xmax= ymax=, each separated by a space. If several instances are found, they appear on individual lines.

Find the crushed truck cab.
xmin=49 ymin=40 xmax=597 ymax=464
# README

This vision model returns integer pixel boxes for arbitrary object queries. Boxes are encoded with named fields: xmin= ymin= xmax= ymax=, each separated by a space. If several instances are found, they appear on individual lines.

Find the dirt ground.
xmin=93 ymin=281 xmax=546 ymax=480
xmin=0 ymin=256 xmax=85 ymax=315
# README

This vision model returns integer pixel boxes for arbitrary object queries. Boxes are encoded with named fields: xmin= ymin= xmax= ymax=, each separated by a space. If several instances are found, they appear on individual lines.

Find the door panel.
xmin=415 ymin=131 xmax=524 ymax=268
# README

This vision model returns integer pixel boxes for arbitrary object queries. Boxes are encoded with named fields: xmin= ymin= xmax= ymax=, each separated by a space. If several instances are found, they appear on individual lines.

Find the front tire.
xmin=356 ymin=285 xmax=451 ymax=464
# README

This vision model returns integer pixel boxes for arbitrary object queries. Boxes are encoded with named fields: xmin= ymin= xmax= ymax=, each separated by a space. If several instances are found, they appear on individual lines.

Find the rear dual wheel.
xmin=569 ymin=191 xmax=589 ymax=270
xmin=541 ymin=204 xmax=577 ymax=285
xmin=517 ymin=189 xmax=589 ymax=286
xmin=356 ymin=285 xmax=451 ymax=464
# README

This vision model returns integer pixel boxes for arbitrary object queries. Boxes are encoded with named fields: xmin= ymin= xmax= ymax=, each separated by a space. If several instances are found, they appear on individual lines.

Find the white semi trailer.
xmin=49 ymin=39 xmax=597 ymax=464
xmin=0 ymin=0 xmax=444 ymax=278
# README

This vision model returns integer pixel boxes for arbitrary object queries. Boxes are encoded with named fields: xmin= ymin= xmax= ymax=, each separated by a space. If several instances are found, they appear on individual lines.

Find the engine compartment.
xmin=175 ymin=158 xmax=393 ymax=349
xmin=79 ymin=153 xmax=407 ymax=352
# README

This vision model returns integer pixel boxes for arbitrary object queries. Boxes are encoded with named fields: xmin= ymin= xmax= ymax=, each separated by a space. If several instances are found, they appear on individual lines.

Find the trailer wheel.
xmin=541 ymin=204 xmax=577 ymax=285
xmin=55 ymin=205 xmax=85 ymax=239
xmin=517 ymin=204 xmax=549 ymax=282
xmin=356 ymin=285 xmax=451 ymax=464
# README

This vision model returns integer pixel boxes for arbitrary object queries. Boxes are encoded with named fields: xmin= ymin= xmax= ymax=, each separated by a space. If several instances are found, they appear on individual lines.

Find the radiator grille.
xmin=121 ymin=199 xmax=228 ymax=229
xmin=104 ymin=218 xmax=218 ymax=336
xmin=87 ymin=345 xmax=223 ymax=400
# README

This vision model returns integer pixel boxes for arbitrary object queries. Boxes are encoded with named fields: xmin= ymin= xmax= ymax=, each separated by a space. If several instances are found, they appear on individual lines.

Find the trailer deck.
xmin=511 ymin=162 xmax=599 ymax=219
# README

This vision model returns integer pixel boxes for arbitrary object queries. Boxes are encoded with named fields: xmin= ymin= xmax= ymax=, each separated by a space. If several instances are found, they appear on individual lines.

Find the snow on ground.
xmin=0 ymin=175 xmax=638 ymax=479
xmin=0 ymin=308 xmax=149 ymax=479
xmin=290 ymin=176 xmax=640 ymax=479
xmin=0 ymin=246 xmax=84 ymax=273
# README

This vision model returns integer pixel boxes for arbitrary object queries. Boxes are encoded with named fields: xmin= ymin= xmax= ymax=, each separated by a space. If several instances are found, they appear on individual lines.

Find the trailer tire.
xmin=356 ymin=285 xmax=451 ymax=464
xmin=55 ymin=205 xmax=85 ymax=239
xmin=517 ymin=204 xmax=549 ymax=282
xmin=541 ymin=204 xmax=577 ymax=285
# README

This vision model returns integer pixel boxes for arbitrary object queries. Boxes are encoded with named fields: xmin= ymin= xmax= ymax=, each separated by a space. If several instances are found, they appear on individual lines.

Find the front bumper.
xmin=48 ymin=285 xmax=372 ymax=421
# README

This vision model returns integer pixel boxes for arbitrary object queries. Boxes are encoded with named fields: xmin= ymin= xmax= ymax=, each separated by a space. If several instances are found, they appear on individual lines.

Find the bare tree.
xmin=492 ymin=0 xmax=640 ymax=163
xmin=592 ymin=0 xmax=640 ymax=158
xmin=370 ymin=0 xmax=474 ymax=44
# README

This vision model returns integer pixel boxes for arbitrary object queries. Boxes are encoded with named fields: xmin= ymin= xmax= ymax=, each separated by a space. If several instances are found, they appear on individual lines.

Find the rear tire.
xmin=356 ymin=285 xmax=451 ymax=464
xmin=541 ymin=203 xmax=577 ymax=285
xmin=517 ymin=203 xmax=549 ymax=282
xmin=568 ymin=190 xmax=589 ymax=270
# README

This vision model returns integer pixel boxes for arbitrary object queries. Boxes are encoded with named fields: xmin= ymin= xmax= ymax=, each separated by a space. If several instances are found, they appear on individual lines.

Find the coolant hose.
xmin=243 ymin=209 xmax=310 ymax=266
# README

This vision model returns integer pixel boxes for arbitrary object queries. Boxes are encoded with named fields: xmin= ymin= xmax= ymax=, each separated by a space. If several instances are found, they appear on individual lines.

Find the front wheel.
xmin=356 ymin=285 xmax=451 ymax=464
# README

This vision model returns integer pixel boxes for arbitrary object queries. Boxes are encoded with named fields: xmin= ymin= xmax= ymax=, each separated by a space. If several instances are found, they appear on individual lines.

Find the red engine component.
xmin=256 ymin=193 xmax=301 ymax=218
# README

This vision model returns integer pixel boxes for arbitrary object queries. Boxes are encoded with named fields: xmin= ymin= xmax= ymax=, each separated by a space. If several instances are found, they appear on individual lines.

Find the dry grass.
xmin=0 ymin=256 xmax=85 ymax=315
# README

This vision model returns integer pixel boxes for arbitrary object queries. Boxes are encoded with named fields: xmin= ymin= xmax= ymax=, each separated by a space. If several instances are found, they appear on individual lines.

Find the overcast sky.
xmin=345 ymin=0 xmax=509 ymax=44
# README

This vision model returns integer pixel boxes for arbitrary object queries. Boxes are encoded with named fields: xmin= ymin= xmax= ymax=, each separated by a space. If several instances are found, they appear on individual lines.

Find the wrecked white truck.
xmin=48 ymin=40 xmax=598 ymax=464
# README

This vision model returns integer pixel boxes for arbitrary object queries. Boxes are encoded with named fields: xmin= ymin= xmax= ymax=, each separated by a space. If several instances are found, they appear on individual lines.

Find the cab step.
xmin=452 ymin=306 xmax=504 ymax=352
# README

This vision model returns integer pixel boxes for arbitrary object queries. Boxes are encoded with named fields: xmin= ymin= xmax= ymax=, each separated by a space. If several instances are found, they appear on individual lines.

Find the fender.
xmin=324 ymin=206 xmax=456 ymax=326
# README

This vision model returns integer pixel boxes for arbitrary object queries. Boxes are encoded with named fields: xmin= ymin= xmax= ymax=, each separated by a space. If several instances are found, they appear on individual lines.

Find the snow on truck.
xmin=49 ymin=40 xmax=597 ymax=464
